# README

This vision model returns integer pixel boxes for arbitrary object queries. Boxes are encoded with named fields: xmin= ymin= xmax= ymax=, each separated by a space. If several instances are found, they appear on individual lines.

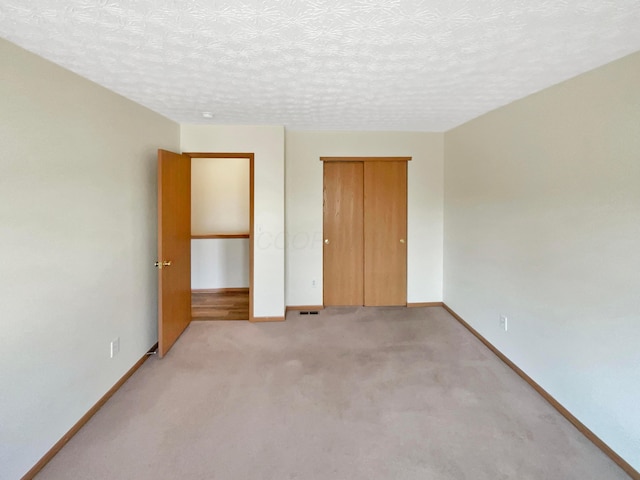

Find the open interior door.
xmin=157 ymin=149 xmax=191 ymax=357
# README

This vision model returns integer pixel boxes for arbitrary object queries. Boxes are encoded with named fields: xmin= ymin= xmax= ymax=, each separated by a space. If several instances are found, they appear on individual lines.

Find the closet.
xmin=322 ymin=157 xmax=409 ymax=307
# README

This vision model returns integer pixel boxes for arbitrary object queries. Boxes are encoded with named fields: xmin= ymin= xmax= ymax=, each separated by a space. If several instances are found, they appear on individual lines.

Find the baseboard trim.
xmin=407 ymin=302 xmax=444 ymax=308
xmin=250 ymin=316 xmax=286 ymax=322
xmin=442 ymin=304 xmax=639 ymax=480
xmin=21 ymin=343 xmax=159 ymax=480
xmin=192 ymin=288 xmax=249 ymax=294
xmin=286 ymin=305 xmax=325 ymax=313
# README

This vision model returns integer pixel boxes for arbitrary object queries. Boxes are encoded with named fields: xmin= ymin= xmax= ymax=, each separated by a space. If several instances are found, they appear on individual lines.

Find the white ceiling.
xmin=1 ymin=1 xmax=640 ymax=132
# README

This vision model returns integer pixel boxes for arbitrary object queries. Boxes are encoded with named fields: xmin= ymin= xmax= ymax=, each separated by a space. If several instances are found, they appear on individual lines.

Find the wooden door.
xmin=363 ymin=161 xmax=407 ymax=306
xmin=323 ymin=162 xmax=364 ymax=305
xmin=157 ymin=149 xmax=191 ymax=357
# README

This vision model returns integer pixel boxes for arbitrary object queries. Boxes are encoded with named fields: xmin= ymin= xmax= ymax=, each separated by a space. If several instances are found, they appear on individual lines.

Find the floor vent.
xmin=299 ymin=311 xmax=319 ymax=315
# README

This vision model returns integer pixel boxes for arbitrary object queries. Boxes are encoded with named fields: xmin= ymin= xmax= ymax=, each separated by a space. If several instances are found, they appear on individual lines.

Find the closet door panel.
xmin=364 ymin=161 xmax=407 ymax=306
xmin=323 ymin=162 xmax=364 ymax=306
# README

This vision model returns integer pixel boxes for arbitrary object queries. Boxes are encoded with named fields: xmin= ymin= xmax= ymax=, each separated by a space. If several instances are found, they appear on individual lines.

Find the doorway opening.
xmin=186 ymin=152 xmax=254 ymax=321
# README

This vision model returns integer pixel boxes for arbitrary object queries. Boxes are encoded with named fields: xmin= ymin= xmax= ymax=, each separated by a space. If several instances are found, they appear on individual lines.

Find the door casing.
xmin=185 ymin=152 xmax=255 ymax=321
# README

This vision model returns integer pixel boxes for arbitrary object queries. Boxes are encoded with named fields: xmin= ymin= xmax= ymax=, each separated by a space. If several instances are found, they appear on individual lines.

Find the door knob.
xmin=154 ymin=260 xmax=172 ymax=269
xmin=400 ymin=239 xmax=405 ymax=244
xmin=324 ymin=239 xmax=330 ymax=245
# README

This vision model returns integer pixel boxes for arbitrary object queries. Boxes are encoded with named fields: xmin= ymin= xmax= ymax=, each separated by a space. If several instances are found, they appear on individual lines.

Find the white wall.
xmin=181 ymin=125 xmax=285 ymax=317
xmin=0 ymin=39 xmax=179 ymax=479
xmin=444 ymin=51 xmax=640 ymax=471
xmin=191 ymin=239 xmax=250 ymax=289
xmin=285 ymin=131 xmax=444 ymax=306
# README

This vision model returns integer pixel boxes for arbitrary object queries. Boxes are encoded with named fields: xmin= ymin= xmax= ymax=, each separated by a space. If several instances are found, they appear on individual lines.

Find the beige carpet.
xmin=36 ymin=307 xmax=629 ymax=479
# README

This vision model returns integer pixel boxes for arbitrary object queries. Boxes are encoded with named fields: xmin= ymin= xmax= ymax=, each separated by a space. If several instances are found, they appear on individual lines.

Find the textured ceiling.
xmin=1 ymin=1 xmax=640 ymax=131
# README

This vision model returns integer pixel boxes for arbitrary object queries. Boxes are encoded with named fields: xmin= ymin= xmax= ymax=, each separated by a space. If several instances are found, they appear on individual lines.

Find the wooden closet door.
xmin=323 ymin=162 xmax=364 ymax=306
xmin=364 ymin=161 xmax=407 ymax=306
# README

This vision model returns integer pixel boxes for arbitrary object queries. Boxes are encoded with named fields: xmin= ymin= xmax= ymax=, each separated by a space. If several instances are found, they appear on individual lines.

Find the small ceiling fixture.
xmin=201 ymin=111 xmax=214 ymax=119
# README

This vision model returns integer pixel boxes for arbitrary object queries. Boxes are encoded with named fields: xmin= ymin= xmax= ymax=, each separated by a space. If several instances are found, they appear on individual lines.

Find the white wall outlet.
xmin=311 ymin=279 xmax=317 ymax=288
xmin=110 ymin=337 xmax=120 ymax=358
xmin=500 ymin=315 xmax=508 ymax=332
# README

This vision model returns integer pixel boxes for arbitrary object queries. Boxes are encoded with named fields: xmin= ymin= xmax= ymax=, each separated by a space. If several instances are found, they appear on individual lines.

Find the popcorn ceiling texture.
xmin=1 ymin=0 xmax=639 ymax=131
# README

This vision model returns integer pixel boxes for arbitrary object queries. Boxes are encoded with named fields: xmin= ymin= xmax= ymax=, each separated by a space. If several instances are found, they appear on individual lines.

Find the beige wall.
xmin=285 ymin=130 xmax=444 ymax=306
xmin=0 ymin=39 xmax=179 ymax=479
xmin=181 ymin=125 xmax=285 ymax=317
xmin=191 ymin=157 xmax=250 ymax=235
xmin=444 ymin=51 xmax=640 ymax=470
xmin=191 ymin=157 xmax=250 ymax=289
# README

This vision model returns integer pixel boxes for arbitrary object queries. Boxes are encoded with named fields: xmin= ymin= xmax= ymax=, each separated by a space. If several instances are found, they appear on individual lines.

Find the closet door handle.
xmin=324 ymin=239 xmax=330 ymax=245
xmin=400 ymin=239 xmax=405 ymax=244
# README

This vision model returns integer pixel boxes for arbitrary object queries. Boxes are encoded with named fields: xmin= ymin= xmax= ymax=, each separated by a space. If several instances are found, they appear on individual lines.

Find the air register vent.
xmin=299 ymin=311 xmax=319 ymax=315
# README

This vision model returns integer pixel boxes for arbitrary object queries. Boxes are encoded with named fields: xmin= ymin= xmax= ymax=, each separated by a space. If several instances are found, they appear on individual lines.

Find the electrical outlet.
xmin=110 ymin=337 xmax=120 ymax=358
xmin=311 ymin=279 xmax=317 ymax=288
xmin=500 ymin=315 xmax=508 ymax=332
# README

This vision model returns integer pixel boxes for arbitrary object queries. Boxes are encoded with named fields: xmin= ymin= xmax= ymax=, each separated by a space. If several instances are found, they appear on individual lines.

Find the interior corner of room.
xmin=1 ymin=36 xmax=639 ymax=480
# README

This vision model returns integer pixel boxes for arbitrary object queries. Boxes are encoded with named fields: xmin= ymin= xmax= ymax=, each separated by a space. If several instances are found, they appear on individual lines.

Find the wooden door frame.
xmin=184 ymin=152 xmax=255 ymax=321
xmin=320 ymin=156 xmax=412 ymax=307
xmin=320 ymin=157 xmax=412 ymax=163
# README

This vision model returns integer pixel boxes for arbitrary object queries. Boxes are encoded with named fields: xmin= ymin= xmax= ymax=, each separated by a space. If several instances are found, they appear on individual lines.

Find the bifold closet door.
xmin=364 ymin=161 xmax=407 ymax=306
xmin=323 ymin=162 xmax=364 ymax=306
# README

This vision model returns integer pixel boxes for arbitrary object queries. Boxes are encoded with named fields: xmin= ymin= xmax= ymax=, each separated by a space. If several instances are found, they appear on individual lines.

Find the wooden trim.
xmin=286 ymin=305 xmax=325 ymax=313
xmin=249 ymin=155 xmax=254 ymax=322
xmin=407 ymin=302 xmax=444 ymax=308
xmin=185 ymin=152 xmax=255 ymax=323
xmin=250 ymin=316 xmax=285 ymax=322
xmin=21 ymin=343 xmax=158 ymax=480
xmin=192 ymin=288 xmax=249 ymax=294
xmin=320 ymin=156 xmax=412 ymax=162
xmin=191 ymin=233 xmax=249 ymax=239
xmin=184 ymin=152 xmax=254 ymax=159
xmin=442 ymin=304 xmax=639 ymax=480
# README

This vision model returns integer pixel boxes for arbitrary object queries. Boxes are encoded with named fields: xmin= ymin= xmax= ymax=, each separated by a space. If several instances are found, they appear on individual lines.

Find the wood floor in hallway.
xmin=191 ymin=289 xmax=249 ymax=321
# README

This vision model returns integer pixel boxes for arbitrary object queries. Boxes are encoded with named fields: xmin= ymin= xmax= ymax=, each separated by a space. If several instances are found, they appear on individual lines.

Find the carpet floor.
xmin=36 ymin=307 xmax=629 ymax=479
